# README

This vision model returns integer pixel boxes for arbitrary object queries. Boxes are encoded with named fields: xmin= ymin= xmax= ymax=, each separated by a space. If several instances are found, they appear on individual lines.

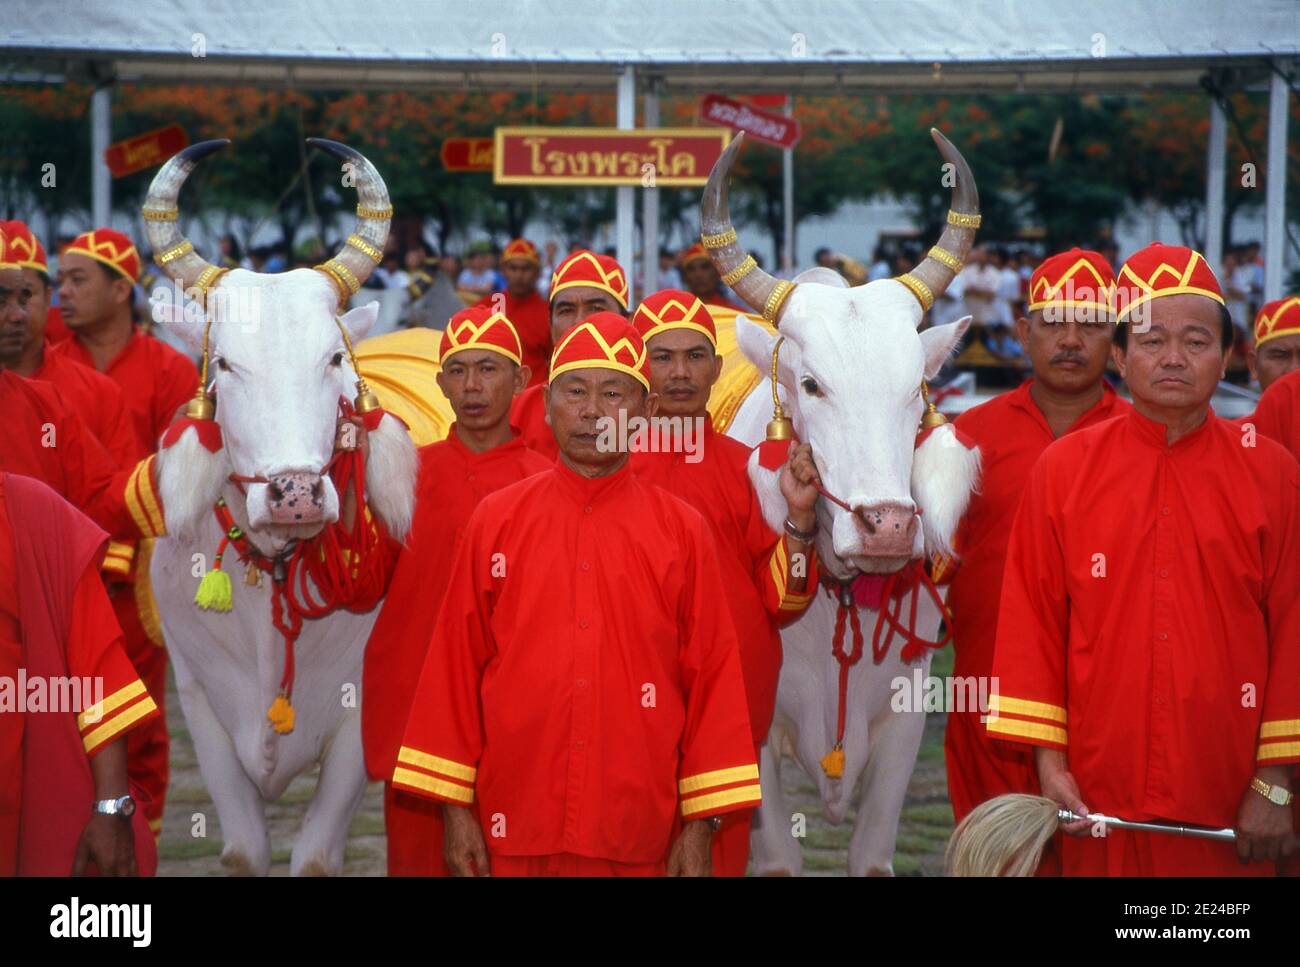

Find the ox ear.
xmin=339 ymin=301 xmax=381 ymax=345
xmin=919 ymin=315 xmax=971 ymax=380
xmin=792 ymin=266 xmax=850 ymax=288
xmin=736 ymin=314 xmax=799 ymax=388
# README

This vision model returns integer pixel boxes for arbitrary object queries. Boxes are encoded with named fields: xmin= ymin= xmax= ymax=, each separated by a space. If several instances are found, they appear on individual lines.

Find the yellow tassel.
xmin=267 ymin=695 xmax=295 ymax=734
xmin=820 ymin=746 xmax=846 ymax=778
xmin=194 ymin=567 xmax=233 ymax=612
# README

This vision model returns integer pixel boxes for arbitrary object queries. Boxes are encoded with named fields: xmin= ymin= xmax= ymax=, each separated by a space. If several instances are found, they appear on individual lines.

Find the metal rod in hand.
xmin=1058 ymin=810 xmax=1236 ymax=843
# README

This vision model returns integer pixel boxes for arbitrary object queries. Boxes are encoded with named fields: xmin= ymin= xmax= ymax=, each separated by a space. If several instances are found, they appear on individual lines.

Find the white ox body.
xmin=150 ymin=269 xmax=416 ymax=876
xmin=721 ymin=270 xmax=979 ymax=876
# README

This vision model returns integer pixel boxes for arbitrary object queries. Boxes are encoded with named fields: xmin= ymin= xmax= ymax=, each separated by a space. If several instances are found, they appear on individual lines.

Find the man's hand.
xmin=666 ymin=820 xmax=712 ymax=876
xmin=72 ymin=814 xmax=137 ymax=877
xmin=1034 ymin=747 xmax=1090 ymax=836
xmin=779 ymin=442 xmax=820 ymax=532
xmin=1235 ymin=769 xmax=1296 ymax=864
xmin=443 ymin=805 xmax=489 ymax=877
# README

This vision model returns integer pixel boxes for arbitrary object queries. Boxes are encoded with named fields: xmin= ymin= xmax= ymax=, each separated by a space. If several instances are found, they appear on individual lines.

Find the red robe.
xmin=363 ymin=428 xmax=550 ymax=874
xmin=508 ymin=383 xmax=557 ymax=461
xmin=0 ymin=473 xmax=160 ymax=875
xmin=31 ymin=352 xmax=138 ymax=470
xmin=474 ymin=291 xmax=551 ymax=387
xmin=394 ymin=459 xmax=760 ymax=872
xmin=987 ymin=407 xmax=1300 ymax=875
xmin=1251 ymin=367 xmax=1300 ymax=461
xmin=945 ymin=380 xmax=1129 ymax=824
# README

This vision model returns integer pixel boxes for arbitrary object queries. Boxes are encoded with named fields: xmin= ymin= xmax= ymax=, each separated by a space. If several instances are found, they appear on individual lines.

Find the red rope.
xmin=829 ymin=589 xmax=865 ymax=752
xmin=871 ymin=560 xmax=954 ymax=664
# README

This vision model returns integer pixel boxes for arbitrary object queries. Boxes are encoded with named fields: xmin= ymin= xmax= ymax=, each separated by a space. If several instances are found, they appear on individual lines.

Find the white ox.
xmin=141 ymin=140 xmax=417 ymax=875
xmin=706 ymin=131 xmax=983 ymax=875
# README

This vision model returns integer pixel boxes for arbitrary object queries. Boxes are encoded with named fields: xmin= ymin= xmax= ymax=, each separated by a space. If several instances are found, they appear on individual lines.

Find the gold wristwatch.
xmin=1250 ymin=777 xmax=1294 ymax=806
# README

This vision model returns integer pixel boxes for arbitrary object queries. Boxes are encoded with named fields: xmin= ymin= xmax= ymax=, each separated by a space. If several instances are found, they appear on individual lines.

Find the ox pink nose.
xmin=266 ymin=472 xmax=325 ymax=525
xmin=853 ymin=501 xmax=918 ymax=557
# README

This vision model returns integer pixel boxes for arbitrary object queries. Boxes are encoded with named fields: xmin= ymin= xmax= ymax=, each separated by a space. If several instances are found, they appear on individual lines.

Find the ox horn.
xmin=141 ymin=139 xmax=230 ymax=293
xmin=895 ymin=128 xmax=981 ymax=314
xmin=700 ymin=133 xmax=795 ymax=326
xmin=307 ymin=138 xmax=392 ymax=306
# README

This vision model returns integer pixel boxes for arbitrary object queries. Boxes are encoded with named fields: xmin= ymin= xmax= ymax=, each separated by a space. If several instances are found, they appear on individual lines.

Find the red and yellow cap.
xmin=439 ymin=305 xmax=523 ymax=366
xmin=501 ymin=238 xmax=540 ymax=265
xmin=63 ymin=228 xmax=141 ymax=283
xmin=679 ymin=242 xmax=711 ymax=267
xmin=1253 ymin=297 xmax=1300 ymax=349
xmin=549 ymin=311 xmax=650 ymax=390
xmin=549 ymin=250 xmax=628 ymax=309
xmin=1027 ymin=248 xmax=1114 ymax=316
xmin=1113 ymin=243 xmax=1223 ymax=324
xmin=0 ymin=220 xmax=48 ymax=274
xmin=0 ymin=225 xmax=14 ymax=271
xmin=632 ymin=288 xmax=717 ymax=349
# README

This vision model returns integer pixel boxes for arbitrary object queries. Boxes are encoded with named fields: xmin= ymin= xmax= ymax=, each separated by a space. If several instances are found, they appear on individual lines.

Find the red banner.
xmin=493 ymin=128 xmax=729 ymax=186
xmin=440 ymin=137 xmax=494 ymax=172
xmin=104 ymin=124 xmax=189 ymax=178
xmin=698 ymin=94 xmax=800 ymax=150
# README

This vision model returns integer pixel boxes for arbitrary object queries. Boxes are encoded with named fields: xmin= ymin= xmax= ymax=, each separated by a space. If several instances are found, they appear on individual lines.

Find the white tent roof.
xmin=3 ymin=0 xmax=1298 ymax=94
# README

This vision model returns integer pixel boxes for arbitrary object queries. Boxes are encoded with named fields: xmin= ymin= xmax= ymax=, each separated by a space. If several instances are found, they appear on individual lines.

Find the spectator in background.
xmin=657 ymin=248 xmax=682 ymax=290
xmin=959 ymin=245 xmax=1001 ymax=327
xmin=1244 ymin=241 xmax=1264 ymax=317
xmin=538 ymin=239 xmax=561 ymax=296
xmin=995 ymin=247 xmax=1022 ymax=327
xmin=457 ymin=242 xmax=498 ymax=299
xmin=218 ymin=234 xmax=246 ymax=271
xmin=439 ymin=253 xmax=462 ymax=286
xmin=869 ymin=244 xmax=892 ymax=282
xmin=1223 ymin=246 xmax=1251 ymax=338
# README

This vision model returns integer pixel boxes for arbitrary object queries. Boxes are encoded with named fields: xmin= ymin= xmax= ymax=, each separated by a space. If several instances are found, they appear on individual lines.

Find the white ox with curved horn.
xmin=706 ymin=130 xmax=982 ymax=875
xmin=143 ymin=139 xmax=416 ymax=875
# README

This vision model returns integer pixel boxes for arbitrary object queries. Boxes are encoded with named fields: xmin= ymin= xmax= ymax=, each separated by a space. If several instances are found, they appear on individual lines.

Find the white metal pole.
xmin=91 ymin=84 xmax=113 ymax=227
xmin=616 ymin=66 xmax=636 ymax=296
xmin=783 ymin=96 xmax=794 ymax=273
xmin=1264 ymin=65 xmax=1289 ymax=302
xmin=641 ymin=80 xmax=660 ymax=300
xmin=1204 ymin=95 xmax=1226 ymax=273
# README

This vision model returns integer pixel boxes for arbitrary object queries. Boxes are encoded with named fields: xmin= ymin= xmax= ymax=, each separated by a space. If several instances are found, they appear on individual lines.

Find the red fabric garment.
xmin=474 ymin=290 xmax=551 ymax=387
xmin=44 ymin=305 xmax=70 ymax=345
xmin=363 ymin=429 xmax=550 ymax=781
xmin=944 ymin=380 xmax=1129 ymax=822
xmin=52 ymin=328 xmax=198 ymax=460
xmin=394 ymin=459 xmax=759 ymax=865
xmin=382 ymin=782 xmax=447 ymax=876
xmin=0 ymin=473 xmax=159 ymax=876
xmin=987 ymin=407 xmax=1300 ymax=875
xmin=508 ymin=383 xmax=557 ymax=461
xmin=31 ymin=353 xmax=137 ymax=470
xmin=490 ymin=853 xmax=664 ymax=877
xmin=1250 ymin=366 xmax=1300 ymax=461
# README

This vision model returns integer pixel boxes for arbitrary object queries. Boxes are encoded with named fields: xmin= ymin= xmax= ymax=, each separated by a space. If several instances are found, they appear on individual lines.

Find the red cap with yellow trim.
xmin=0 ymin=224 xmax=14 ymax=271
xmin=501 ymin=238 xmax=540 ymax=265
xmin=1113 ymin=242 xmax=1223 ymax=324
xmin=679 ymin=242 xmax=711 ymax=267
xmin=549 ymin=311 xmax=650 ymax=390
xmin=1253 ymin=296 xmax=1300 ymax=349
xmin=0 ymin=220 xmax=48 ymax=274
xmin=439 ymin=305 xmax=523 ymax=366
xmin=549 ymin=250 xmax=628 ymax=309
xmin=63 ymin=228 xmax=141 ymax=283
xmin=1027 ymin=248 xmax=1114 ymax=316
xmin=632 ymin=288 xmax=717 ymax=349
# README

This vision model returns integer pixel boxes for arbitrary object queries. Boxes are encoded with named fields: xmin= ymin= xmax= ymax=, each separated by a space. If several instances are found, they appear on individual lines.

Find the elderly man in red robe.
xmin=987 ymin=243 xmax=1300 ymax=875
xmin=474 ymin=239 xmax=551 ymax=388
xmin=396 ymin=312 xmax=761 ymax=876
xmin=363 ymin=307 xmax=550 ymax=876
xmin=629 ymin=288 xmax=820 ymax=875
xmin=509 ymin=250 xmax=628 ymax=460
xmin=1 ymin=471 xmax=161 ymax=876
xmin=945 ymin=250 xmax=1130 ymax=832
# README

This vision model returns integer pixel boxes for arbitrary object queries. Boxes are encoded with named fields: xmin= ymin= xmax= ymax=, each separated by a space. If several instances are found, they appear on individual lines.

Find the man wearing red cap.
xmin=51 ymin=228 xmax=198 ymax=839
xmin=988 ymin=243 xmax=1300 ymax=875
xmin=396 ymin=312 xmax=760 ymax=876
xmin=679 ymin=243 xmax=746 ymax=311
xmin=474 ymin=239 xmax=551 ymax=388
xmin=629 ymin=288 xmax=820 ymax=875
xmin=945 ymin=249 xmax=1130 ymax=834
xmin=509 ymin=249 xmax=630 ymax=460
xmin=363 ymin=306 xmax=550 ymax=876
xmin=1247 ymin=297 xmax=1300 ymax=393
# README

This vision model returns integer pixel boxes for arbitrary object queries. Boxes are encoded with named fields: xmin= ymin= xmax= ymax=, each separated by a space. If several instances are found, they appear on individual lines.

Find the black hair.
xmin=1113 ymin=302 xmax=1234 ymax=351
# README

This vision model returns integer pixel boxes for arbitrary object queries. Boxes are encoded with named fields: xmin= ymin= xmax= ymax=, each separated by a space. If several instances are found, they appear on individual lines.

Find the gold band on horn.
xmin=356 ymin=204 xmax=394 ymax=220
xmin=141 ymin=207 xmax=179 ymax=222
xmin=946 ymin=210 xmax=982 ymax=228
xmin=722 ymin=255 xmax=757 ymax=288
xmin=896 ymin=272 xmax=935 ymax=311
xmin=927 ymin=245 xmax=963 ymax=272
xmin=156 ymin=240 xmax=195 ymax=266
xmin=701 ymin=228 xmax=738 ymax=249
xmin=316 ymin=258 xmax=361 ymax=304
xmin=345 ymin=234 xmax=384 ymax=264
xmin=193 ymin=266 xmax=230 ymax=308
xmin=763 ymin=280 xmax=796 ymax=325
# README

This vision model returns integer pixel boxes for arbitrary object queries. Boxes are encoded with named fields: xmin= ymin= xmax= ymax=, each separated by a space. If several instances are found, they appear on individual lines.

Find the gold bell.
xmin=352 ymin=377 xmax=381 ymax=414
xmin=920 ymin=381 xmax=947 ymax=430
xmin=767 ymin=403 xmax=794 ymax=442
xmin=184 ymin=385 xmax=215 ymax=421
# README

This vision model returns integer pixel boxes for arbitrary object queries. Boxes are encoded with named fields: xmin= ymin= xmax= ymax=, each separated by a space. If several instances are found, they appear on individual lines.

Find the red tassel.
xmin=758 ymin=436 xmax=793 ymax=471
xmin=161 ymin=417 xmax=223 ymax=453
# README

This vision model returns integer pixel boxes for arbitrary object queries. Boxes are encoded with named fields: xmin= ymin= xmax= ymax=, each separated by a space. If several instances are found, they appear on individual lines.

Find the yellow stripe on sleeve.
xmin=985 ymin=715 xmax=1068 ymax=747
xmin=82 ymin=695 xmax=158 ymax=755
xmin=1259 ymin=719 xmax=1300 ymax=739
xmin=680 ymin=783 xmax=762 ymax=818
xmin=989 ymin=694 xmax=1067 ymax=724
xmin=392 ymin=767 xmax=475 ymax=803
xmin=678 ymin=763 xmax=759 ymax=795
xmin=397 ymin=745 xmax=477 ymax=783
xmin=78 ymin=679 xmax=147 ymax=730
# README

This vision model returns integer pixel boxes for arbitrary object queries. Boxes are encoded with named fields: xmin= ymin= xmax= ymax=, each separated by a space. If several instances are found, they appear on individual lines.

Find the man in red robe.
xmin=987 ymin=243 xmax=1300 ymax=875
xmin=629 ymin=288 xmax=820 ymax=875
xmin=363 ymin=306 xmax=550 ymax=876
xmin=1246 ymin=296 xmax=1300 ymax=392
xmin=679 ymin=243 xmax=747 ymax=311
xmin=945 ymin=249 xmax=1130 ymax=830
xmin=50 ymin=228 xmax=197 ymax=839
xmin=474 ymin=238 xmax=551 ymax=388
xmin=396 ymin=313 xmax=760 ymax=876
xmin=1 ymin=471 xmax=161 ymax=876
xmin=509 ymin=250 xmax=629 ymax=460
xmin=1251 ymin=366 xmax=1300 ymax=461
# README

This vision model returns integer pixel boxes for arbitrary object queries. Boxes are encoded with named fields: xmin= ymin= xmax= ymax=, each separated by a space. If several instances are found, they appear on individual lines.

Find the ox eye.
xmin=801 ymin=376 xmax=821 ymax=397
xmin=214 ymin=357 xmax=231 ymax=372
xmin=330 ymin=352 xmax=344 ymax=367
